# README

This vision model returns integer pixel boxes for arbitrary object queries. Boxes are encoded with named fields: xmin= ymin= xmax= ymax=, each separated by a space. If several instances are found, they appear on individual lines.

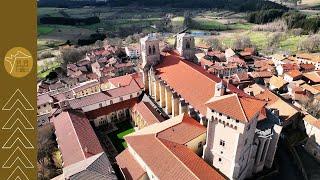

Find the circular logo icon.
xmin=4 ymin=47 xmax=33 ymax=78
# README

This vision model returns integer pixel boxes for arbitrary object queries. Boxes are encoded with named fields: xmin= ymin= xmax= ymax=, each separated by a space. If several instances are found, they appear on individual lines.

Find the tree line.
xmin=248 ymin=10 xmax=320 ymax=33
xmin=39 ymin=0 xmax=287 ymax=12
xmin=40 ymin=16 xmax=100 ymax=26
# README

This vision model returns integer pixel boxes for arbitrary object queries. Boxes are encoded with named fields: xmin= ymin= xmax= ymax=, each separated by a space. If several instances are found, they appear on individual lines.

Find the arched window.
xmin=152 ymin=45 xmax=156 ymax=55
xmin=148 ymin=46 xmax=152 ymax=55
xmin=186 ymin=41 xmax=190 ymax=49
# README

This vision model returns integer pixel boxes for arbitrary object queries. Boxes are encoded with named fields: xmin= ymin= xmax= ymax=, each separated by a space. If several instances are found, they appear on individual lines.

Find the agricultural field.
xmin=38 ymin=6 xmax=314 ymax=54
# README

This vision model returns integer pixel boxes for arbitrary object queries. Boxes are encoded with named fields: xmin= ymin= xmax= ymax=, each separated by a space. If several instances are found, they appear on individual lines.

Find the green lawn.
xmin=191 ymin=18 xmax=228 ymax=31
xmin=38 ymin=26 xmax=55 ymax=36
xmin=216 ymin=30 xmax=308 ymax=54
xmin=37 ymin=61 xmax=61 ymax=79
xmin=108 ymin=121 xmax=134 ymax=152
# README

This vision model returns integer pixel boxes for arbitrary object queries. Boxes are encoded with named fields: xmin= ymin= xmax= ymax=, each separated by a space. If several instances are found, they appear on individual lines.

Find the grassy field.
xmin=208 ymin=30 xmax=308 ymax=54
xmin=37 ymin=61 xmax=61 ymax=79
xmin=38 ymin=26 xmax=55 ymax=36
xmin=107 ymin=121 xmax=134 ymax=152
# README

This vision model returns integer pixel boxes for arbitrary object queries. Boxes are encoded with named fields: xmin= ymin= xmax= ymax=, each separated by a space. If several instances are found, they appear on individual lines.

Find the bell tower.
xmin=176 ymin=33 xmax=195 ymax=60
xmin=140 ymin=34 xmax=160 ymax=70
xmin=140 ymin=34 xmax=160 ymax=92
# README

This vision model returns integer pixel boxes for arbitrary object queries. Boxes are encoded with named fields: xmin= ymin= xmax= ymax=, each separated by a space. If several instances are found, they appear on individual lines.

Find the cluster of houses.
xmin=38 ymin=33 xmax=320 ymax=180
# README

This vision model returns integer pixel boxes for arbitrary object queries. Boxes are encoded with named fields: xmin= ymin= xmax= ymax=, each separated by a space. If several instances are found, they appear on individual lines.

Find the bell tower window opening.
xmin=152 ymin=45 xmax=156 ymax=55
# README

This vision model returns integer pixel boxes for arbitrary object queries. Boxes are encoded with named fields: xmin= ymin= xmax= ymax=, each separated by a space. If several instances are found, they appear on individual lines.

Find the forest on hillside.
xmin=38 ymin=0 xmax=288 ymax=12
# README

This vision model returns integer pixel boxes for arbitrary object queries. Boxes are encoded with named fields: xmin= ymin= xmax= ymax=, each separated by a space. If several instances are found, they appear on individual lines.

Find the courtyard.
xmin=107 ymin=120 xmax=135 ymax=152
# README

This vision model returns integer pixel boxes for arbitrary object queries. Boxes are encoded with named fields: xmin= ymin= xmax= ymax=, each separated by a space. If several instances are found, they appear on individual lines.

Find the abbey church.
xmin=137 ymin=33 xmax=282 ymax=180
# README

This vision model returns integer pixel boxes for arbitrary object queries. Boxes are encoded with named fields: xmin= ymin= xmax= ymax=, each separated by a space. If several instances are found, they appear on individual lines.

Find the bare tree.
xmin=206 ymin=38 xmax=223 ymax=51
xmin=233 ymin=36 xmax=253 ymax=50
xmin=268 ymin=32 xmax=284 ymax=48
xmin=298 ymin=34 xmax=320 ymax=53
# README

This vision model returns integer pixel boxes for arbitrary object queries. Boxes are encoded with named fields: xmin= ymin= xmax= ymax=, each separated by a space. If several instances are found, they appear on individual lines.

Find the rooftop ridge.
xmin=157 ymin=137 xmax=200 ymax=180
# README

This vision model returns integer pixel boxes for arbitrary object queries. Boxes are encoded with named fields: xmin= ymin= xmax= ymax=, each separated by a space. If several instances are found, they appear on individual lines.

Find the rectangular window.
xmin=220 ymin=140 xmax=225 ymax=147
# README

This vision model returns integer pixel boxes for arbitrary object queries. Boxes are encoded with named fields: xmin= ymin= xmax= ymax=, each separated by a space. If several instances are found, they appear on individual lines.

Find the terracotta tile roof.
xmin=200 ymin=58 xmax=214 ymax=67
xmin=132 ymin=101 xmax=164 ymax=126
xmin=160 ymin=139 xmax=226 ymax=180
xmin=269 ymin=76 xmax=287 ymax=89
xmin=249 ymin=71 xmax=273 ymax=78
xmin=53 ymin=110 xmax=103 ymax=167
xmin=116 ymin=149 xmax=146 ymax=180
xmin=301 ymin=84 xmax=320 ymax=95
xmin=303 ymin=71 xmax=320 ymax=83
xmin=297 ymin=53 xmax=320 ymax=63
xmin=281 ymin=63 xmax=299 ymax=71
xmin=69 ymin=78 xmax=142 ymax=109
xmin=49 ymin=82 xmax=65 ymax=91
xmin=37 ymin=93 xmax=53 ymax=106
xmin=233 ymin=72 xmax=250 ymax=82
xmin=313 ymin=84 xmax=320 ymax=91
xmin=114 ymin=62 xmax=134 ymax=69
xmin=86 ymin=73 xmax=99 ymax=80
xmin=86 ymin=98 xmax=138 ymax=119
xmin=267 ymin=99 xmax=298 ymax=122
xmin=300 ymin=63 xmax=315 ymax=71
xmin=285 ymin=70 xmax=302 ymax=78
xmin=157 ymin=114 xmax=206 ymax=144
xmin=206 ymin=94 xmax=266 ymax=123
xmin=125 ymin=133 xmax=225 ymax=180
xmin=155 ymin=52 xmax=247 ymax=115
xmin=255 ymin=89 xmax=280 ymax=105
xmin=118 ymin=114 xmax=226 ymax=180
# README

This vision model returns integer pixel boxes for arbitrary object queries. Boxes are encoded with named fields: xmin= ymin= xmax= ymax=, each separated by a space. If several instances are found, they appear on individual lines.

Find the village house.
xmin=125 ymin=43 xmax=140 ymax=59
xmin=72 ymin=80 xmax=101 ymax=98
xmin=302 ymin=71 xmax=320 ymax=85
xmin=301 ymin=113 xmax=320 ymax=162
xmin=37 ymin=93 xmax=53 ymax=115
xmin=245 ymin=84 xmax=300 ymax=128
xmin=283 ymin=69 xmax=302 ymax=82
xmin=268 ymin=75 xmax=287 ymax=92
xmin=296 ymin=53 xmax=320 ymax=70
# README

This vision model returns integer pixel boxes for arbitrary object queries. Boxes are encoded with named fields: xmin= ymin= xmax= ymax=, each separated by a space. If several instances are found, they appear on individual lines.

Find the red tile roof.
xmin=303 ymin=71 xmax=320 ymax=83
xmin=206 ymin=94 xmax=266 ymax=123
xmin=118 ymin=114 xmax=226 ymax=180
xmin=85 ymin=98 xmax=138 ymax=119
xmin=155 ymin=51 xmax=247 ymax=115
xmin=69 ymin=76 xmax=142 ymax=109
xmin=157 ymin=114 xmax=206 ymax=144
xmin=116 ymin=149 xmax=146 ymax=180
xmin=132 ymin=101 xmax=164 ymax=125
xmin=285 ymin=70 xmax=302 ymax=78
xmin=160 ymin=139 xmax=226 ymax=180
xmin=53 ymin=110 xmax=103 ymax=167
xmin=37 ymin=93 xmax=53 ymax=106
xmin=125 ymin=133 xmax=225 ymax=180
